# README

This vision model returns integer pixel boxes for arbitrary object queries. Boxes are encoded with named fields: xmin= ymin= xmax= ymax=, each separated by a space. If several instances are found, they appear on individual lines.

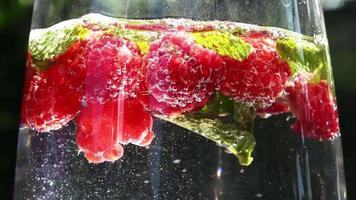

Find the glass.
xmin=14 ymin=0 xmax=347 ymax=199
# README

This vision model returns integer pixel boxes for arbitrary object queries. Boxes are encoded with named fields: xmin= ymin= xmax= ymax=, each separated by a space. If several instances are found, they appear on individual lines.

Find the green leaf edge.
xmin=158 ymin=93 xmax=256 ymax=166
xmin=28 ymin=24 xmax=89 ymax=70
xmin=107 ymin=28 xmax=160 ymax=54
xmin=191 ymin=31 xmax=253 ymax=61
xmin=276 ymin=36 xmax=329 ymax=81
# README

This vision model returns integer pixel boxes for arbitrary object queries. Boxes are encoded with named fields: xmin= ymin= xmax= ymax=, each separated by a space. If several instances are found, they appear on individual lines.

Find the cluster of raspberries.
xmin=21 ymin=27 xmax=339 ymax=163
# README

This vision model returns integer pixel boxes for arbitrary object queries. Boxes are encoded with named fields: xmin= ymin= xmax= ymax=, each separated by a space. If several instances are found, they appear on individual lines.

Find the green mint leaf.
xmin=159 ymin=93 xmax=256 ymax=166
xmin=191 ymin=31 xmax=252 ymax=61
xmin=276 ymin=37 xmax=328 ymax=78
xmin=108 ymin=28 xmax=159 ymax=54
xmin=29 ymin=25 xmax=88 ymax=70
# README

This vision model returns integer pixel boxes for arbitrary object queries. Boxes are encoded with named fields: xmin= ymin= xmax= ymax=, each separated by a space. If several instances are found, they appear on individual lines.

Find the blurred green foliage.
xmin=0 ymin=0 xmax=33 ymax=27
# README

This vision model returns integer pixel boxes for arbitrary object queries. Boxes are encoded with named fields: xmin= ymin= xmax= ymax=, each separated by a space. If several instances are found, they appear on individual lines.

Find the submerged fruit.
xmin=286 ymin=79 xmax=340 ymax=140
xmin=256 ymin=100 xmax=289 ymax=117
xmin=22 ymin=42 xmax=86 ymax=132
xmin=24 ymin=14 xmax=341 ymax=166
xmin=76 ymin=99 xmax=154 ymax=163
xmin=116 ymin=99 xmax=155 ymax=146
xmin=220 ymin=33 xmax=291 ymax=106
xmin=82 ymin=35 xmax=144 ymax=104
xmin=145 ymin=33 xmax=225 ymax=115
xmin=28 ymin=24 xmax=89 ymax=70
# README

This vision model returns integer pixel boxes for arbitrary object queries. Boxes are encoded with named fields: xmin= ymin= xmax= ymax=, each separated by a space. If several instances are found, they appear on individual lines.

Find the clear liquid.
xmin=14 ymin=14 xmax=347 ymax=200
xmin=14 ymin=115 xmax=346 ymax=200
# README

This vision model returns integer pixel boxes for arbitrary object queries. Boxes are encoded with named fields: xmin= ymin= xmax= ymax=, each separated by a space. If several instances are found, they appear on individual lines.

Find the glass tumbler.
xmin=14 ymin=0 xmax=347 ymax=199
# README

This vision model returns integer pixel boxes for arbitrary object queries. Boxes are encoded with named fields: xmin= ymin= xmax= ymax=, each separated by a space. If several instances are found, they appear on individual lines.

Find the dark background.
xmin=0 ymin=1 xmax=355 ymax=199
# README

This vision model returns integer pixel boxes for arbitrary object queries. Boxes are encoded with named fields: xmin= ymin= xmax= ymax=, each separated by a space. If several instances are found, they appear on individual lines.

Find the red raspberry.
xmin=83 ymin=144 xmax=124 ymax=164
xmin=82 ymin=35 xmax=144 ymax=104
xmin=257 ymin=100 xmax=289 ymax=117
xmin=286 ymin=80 xmax=340 ymax=140
xmin=76 ymin=99 xmax=154 ymax=163
xmin=145 ymin=33 xmax=225 ymax=115
xmin=137 ymin=81 xmax=210 ymax=116
xmin=117 ymin=99 xmax=155 ymax=146
xmin=138 ymin=130 xmax=155 ymax=147
xmin=22 ymin=41 xmax=86 ymax=132
xmin=220 ymin=33 xmax=291 ymax=106
xmin=139 ymin=91 xmax=211 ymax=116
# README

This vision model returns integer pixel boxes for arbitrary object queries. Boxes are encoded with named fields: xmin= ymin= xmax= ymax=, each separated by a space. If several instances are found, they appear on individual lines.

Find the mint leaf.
xmin=160 ymin=93 xmax=256 ymax=166
xmin=276 ymin=37 xmax=328 ymax=77
xmin=29 ymin=25 xmax=88 ymax=70
xmin=191 ymin=31 xmax=252 ymax=61
xmin=109 ymin=28 xmax=159 ymax=54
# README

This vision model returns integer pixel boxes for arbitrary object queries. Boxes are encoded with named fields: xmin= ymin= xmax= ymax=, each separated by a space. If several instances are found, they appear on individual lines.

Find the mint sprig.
xmin=160 ymin=93 xmax=256 ymax=166
xmin=276 ymin=37 xmax=328 ymax=79
xmin=191 ymin=31 xmax=252 ymax=61
xmin=29 ymin=25 xmax=88 ymax=70
xmin=108 ymin=28 xmax=159 ymax=54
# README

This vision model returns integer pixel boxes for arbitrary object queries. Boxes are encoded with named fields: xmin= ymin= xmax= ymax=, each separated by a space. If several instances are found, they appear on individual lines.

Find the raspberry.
xmin=76 ymin=99 xmax=154 ymax=163
xmin=257 ymin=100 xmax=289 ymax=117
xmin=139 ymin=91 xmax=211 ymax=116
xmin=82 ymin=35 xmax=144 ymax=104
xmin=138 ymin=130 xmax=155 ymax=147
xmin=286 ymin=80 xmax=340 ymax=140
xmin=220 ymin=33 xmax=291 ymax=106
xmin=145 ymin=33 xmax=225 ymax=115
xmin=117 ymin=99 xmax=155 ymax=146
xmin=137 ymin=81 xmax=210 ymax=116
xmin=22 ymin=41 xmax=86 ymax=132
xmin=84 ymin=144 xmax=124 ymax=164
